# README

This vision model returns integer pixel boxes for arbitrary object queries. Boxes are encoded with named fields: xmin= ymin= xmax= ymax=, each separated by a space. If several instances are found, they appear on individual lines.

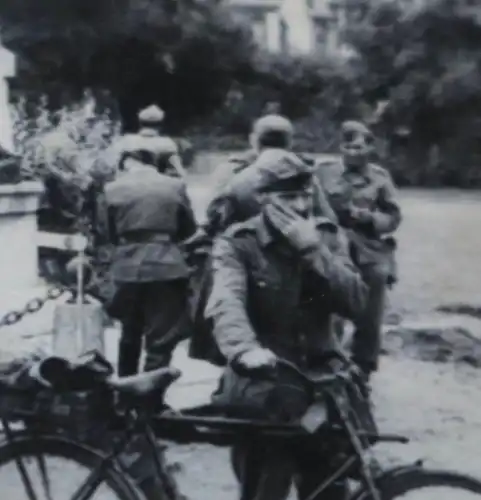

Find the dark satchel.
xmin=211 ymin=360 xmax=313 ymax=422
xmin=32 ymin=350 xmax=114 ymax=391
xmin=188 ymin=252 xmax=227 ymax=367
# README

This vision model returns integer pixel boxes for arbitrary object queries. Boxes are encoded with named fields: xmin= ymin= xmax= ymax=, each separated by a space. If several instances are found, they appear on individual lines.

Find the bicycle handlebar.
xmin=236 ymin=352 xmax=356 ymax=391
xmin=275 ymin=358 xmax=354 ymax=387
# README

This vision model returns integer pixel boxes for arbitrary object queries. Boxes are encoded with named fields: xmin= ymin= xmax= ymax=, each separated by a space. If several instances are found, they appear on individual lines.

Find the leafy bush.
xmin=12 ymin=90 xmax=121 ymax=184
xmin=346 ymin=0 xmax=481 ymax=186
xmin=185 ymin=52 xmax=362 ymax=153
xmin=0 ymin=0 xmax=257 ymax=133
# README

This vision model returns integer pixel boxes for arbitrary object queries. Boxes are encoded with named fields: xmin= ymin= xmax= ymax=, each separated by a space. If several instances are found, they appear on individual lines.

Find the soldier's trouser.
xmin=231 ymin=442 xmax=348 ymax=500
xmin=351 ymin=262 xmax=387 ymax=374
xmin=116 ymin=280 xmax=191 ymax=376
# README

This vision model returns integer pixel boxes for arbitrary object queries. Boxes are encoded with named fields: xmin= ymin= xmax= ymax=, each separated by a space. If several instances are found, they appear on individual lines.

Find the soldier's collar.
xmin=139 ymin=128 xmax=160 ymax=137
xmin=341 ymin=161 xmax=372 ymax=186
xmin=124 ymin=163 xmax=159 ymax=176
xmin=341 ymin=158 xmax=369 ymax=176
xmin=256 ymin=215 xmax=275 ymax=248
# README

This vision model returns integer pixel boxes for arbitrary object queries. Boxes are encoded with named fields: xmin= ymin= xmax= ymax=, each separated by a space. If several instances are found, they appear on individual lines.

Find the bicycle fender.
xmin=350 ymin=461 xmax=425 ymax=500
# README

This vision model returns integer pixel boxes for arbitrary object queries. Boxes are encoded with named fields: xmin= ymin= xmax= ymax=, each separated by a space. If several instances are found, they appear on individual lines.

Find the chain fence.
xmin=0 ymin=284 xmax=75 ymax=329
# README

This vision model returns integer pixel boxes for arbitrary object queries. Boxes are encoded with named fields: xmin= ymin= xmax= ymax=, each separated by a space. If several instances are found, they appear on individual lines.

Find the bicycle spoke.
xmin=13 ymin=451 xmax=39 ymax=500
xmin=33 ymin=448 xmax=53 ymax=500
xmin=2 ymin=420 xmax=39 ymax=500
xmin=70 ymin=464 xmax=108 ymax=500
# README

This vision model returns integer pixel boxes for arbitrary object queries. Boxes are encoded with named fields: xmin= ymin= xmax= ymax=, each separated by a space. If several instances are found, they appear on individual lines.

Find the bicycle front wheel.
xmin=355 ymin=468 xmax=481 ymax=499
xmin=0 ymin=433 xmax=146 ymax=500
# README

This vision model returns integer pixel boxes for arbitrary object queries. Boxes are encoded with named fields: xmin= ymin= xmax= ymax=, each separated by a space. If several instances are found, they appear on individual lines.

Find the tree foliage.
xmin=0 ymin=0 xmax=257 ymax=132
xmin=346 ymin=0 xmax=481 ymax=186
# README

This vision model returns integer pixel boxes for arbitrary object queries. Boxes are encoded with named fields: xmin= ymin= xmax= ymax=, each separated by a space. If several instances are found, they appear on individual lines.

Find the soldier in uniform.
xmin=130 ymin=104 xmax=185 ymax=178
xmin=204 ymin=113 xmax=337 ymax=237
xmin=205 ymin=160 xmax=369 ymax=500
xmin=189 ymin=116 xmax=345 ymax=364
xmin=98 ymin=138 xmax=197 ymax=376
xmin=315 ymin=120 xmax=401 ymax=377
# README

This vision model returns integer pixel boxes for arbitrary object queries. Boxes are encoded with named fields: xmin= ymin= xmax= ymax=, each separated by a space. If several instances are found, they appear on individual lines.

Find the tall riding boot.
xmin=117 ymin=338 xmax=142 ymax=377
xmin=351 ymin=262 xmax=387 ymax=376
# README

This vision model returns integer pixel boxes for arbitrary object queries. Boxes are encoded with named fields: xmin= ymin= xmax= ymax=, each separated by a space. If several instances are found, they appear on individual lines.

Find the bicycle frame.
xmin=0 ymin=355 xmax=412 ymax=500
xmin=2 ymin=399 xmax=413 ymax=500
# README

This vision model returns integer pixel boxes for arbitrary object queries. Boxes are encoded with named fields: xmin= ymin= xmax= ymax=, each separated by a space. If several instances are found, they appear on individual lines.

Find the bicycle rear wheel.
xmin=0 ymin=433 xmax=146 ymax=500
xmin=354 ymin=468 xmax=481 ymax=499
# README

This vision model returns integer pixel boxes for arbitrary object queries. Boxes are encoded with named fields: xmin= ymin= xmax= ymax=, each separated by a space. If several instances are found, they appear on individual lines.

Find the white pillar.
xmin=0 ymin=182 xmax=44 ymax=291
xmin=265 ymin=11 xmax=281 ymax=52
xmin=0 ymin=43 xmax=52 ymax=353
xmin=0 ymin=43 xmax=16 ymax=152
xmin=280 ymin=0 xmax=313 ymax=54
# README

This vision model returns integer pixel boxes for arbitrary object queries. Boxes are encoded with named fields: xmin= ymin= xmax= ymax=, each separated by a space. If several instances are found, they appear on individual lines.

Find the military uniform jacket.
xmin=101 ymin=166 xmax=197 ymax=282
xmin=204 ymin=215 xmax=368 ymax=367
xmin=205 ymin=149 xmax=338 ymax=237
xmin=315 ymin=159 xmax=401 ymax=237
xmin=315 ymin=159 xmax=401 ymax=272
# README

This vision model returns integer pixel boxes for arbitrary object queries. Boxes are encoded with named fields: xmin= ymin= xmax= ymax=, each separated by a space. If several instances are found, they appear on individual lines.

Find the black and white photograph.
xmin=0 ymin=0 xmax=479 ymax=498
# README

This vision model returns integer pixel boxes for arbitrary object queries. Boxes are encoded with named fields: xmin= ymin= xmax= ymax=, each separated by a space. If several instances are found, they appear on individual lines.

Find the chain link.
xmin=0 ymin=284 xmax=74 ymax=329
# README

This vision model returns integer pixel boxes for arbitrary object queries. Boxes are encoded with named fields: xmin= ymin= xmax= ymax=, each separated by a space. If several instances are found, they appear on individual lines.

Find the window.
xmin=311 ymin=0 xmax=328 ymax=10
xmin=251 ymin=18 xmax=267 ymax=46
xmin=313 ymin=20 xmax=328 ymax=50
xmin=279 ymin=17 xmax=288 ymax=52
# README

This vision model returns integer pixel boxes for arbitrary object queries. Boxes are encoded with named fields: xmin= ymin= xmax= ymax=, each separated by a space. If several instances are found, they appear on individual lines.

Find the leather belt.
xmin=119 ymin=232 xmax=171 ymax=244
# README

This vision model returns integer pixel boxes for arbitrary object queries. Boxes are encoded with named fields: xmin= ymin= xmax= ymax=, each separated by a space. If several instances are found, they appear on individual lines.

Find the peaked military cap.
xmin=138 ymin=104 xmax=165 ymax=125
xmin=252 ymin=114 xmax=294 ymax=138
xmin=255 ymin=151 xmax=313 ymax=193
xmin=341 ymin=120 xmax=374 ymax=138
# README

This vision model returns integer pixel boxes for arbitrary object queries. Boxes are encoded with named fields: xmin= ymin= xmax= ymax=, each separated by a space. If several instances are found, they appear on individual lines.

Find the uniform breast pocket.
xmin=328 ymin=190 xmax=351 ymax=211
xmin=351 ymin=187 xmax=377 ymax=210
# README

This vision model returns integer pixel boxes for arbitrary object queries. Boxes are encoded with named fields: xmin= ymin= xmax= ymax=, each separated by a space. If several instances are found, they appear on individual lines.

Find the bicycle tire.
xmin=354 ymin=467 xmax=481 ymax=499
xmin=0 ymin=433 xmax=146 ymax=500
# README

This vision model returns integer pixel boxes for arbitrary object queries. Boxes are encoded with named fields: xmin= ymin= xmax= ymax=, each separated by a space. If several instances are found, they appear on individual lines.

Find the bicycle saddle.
xmin=107 ymin=367 xmax=181 ymax=396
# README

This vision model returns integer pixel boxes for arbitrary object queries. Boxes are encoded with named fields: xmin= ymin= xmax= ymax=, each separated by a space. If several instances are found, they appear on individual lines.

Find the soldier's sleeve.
xmin=317 ymin=221 xmax=352 ymax=263
xmin=177 ymin=184 xmax=198 ymax=241
xmin=204 ymin=235 xmax=259 ymax=362
xmin=369 ymin=170 xmax=402 ymax=235
xmin=93 ymin=192 xmax=118 ymax=247
xmin=204 ymin=184 xmax=237 ymax=237
xmin=168 ymin=154 xmax=187 ymax=178
xmin=301 ymin=236 xmax=368 ymax=321
xmin=312 ymin=177 xmax=338 ymax=223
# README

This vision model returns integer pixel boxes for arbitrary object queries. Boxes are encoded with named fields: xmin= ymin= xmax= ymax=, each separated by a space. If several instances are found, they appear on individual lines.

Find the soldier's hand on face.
xmin=265 ymin=201 xmax=319 ymax=252
xmin=237 ymin=348 xmax=277 ymax=370
xmin=349 ymin=206 xmax=372 ymax=224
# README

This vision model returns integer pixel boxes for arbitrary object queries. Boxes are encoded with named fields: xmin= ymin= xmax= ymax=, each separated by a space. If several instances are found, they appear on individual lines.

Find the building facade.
xmin=225 ymin=0 xmax=352 ymax=56
xmin=226 ymin=0 xmax=288 ymax=53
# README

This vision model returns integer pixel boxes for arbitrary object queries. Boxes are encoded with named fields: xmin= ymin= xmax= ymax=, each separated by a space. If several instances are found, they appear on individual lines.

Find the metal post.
xmin=75 ymin=244 xmax=85 ymax=354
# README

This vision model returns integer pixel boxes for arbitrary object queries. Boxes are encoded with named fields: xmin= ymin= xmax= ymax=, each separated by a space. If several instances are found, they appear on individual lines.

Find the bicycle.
xmin=0 ymin=355 xmax=481 ymax=500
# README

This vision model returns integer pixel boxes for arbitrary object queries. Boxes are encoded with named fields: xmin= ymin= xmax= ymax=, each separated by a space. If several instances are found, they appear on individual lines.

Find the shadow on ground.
xmin=383 ymin=317 xmax=481 ymax=367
